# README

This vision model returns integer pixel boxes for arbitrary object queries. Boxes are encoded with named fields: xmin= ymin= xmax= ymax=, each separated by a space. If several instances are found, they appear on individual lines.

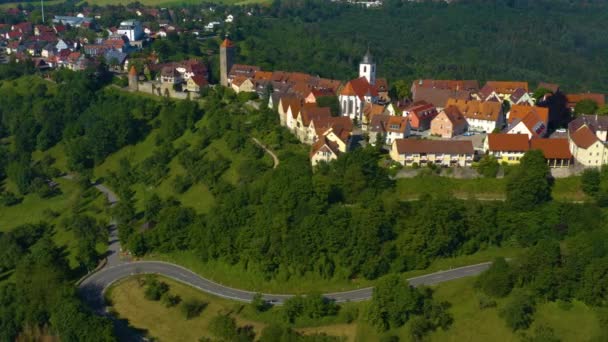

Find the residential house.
xmin=362 ymin=102 xmax=386 ymax=127
xmin=566 ymin=93 xmax=606 ymax=112
xmin=305 ymin=88 xmax=335 ymax=104
xmin=506 ymin=105 xmax=549 ymax=138
xmin=505 ymin=111 xmax=547 ymax=139
xmin=160 ymin=66 xmax=182 ymax=84
xmin=368 ymin=114 xmax=410 ymax=146
xmin=484 ymin=133 xmax=529 ymax=164
xmin=104 ymin=50 xmax=128 ymax=72
xmin=375 ymin=78 xmax=390 ymax=104
xmin=278 ymin=96 xmax=302 ymax=127
xmin=530 ymin=139 xmax=572 ymax=168
xmin=390 ymin=139 xmax=474 ymax=167
xmin=410 ymin=86 xmax=471 ymax=111
xmin=339 ymin=76 xmax=378 ymax=122
xmin=476 ymin=81 xmax=529 ymax=102
xmin=186 ymin=75 xmax=208 ymax=92
xmin=295 ymin=106 xmax=332 ymax=143
xmin=402 ymin=101 xmax=438 ymax=131
xmin=568 ymin=115 xmax=608 ymax=167
xmin=228 ymin=64 xmax=260 ymax=85
xmin=446 ymin=98 xmax=503 ymax=133
xmin=430 ymin=106 xmax=467 ymax=138
xmin=310 ymin=129 xmax=348 ymax=167
xmin=508 ymin=87 xmax=535 ymax=106
xmin=411 ymin=79 xmax=479 ymax=99
xmin=231 ymin=76 xmax=255 ymax=93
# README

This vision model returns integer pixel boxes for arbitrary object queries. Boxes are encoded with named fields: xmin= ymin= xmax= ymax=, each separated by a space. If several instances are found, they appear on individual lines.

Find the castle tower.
xmin=128 ymin=65 xmax=138 ymax=91
xmin=359 ymin=48 xmax=376 ymax=85
xmin=220 ymin=38 xmax=235 ymax=87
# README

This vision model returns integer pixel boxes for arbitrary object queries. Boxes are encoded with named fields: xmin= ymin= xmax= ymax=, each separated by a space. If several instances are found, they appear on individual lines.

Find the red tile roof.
xmin=566 ymin=93 xmax=606 ymax=108
xmin=446 ymin=98 xmax=502 ymax=121
xmin=340 ymin=76 xmax=378 ymax=100
xmin=570 ymin=125 xmax=599 ymax=149
xmin=530 ymin=138 xmax=572 ymax=159
xmin=509 ymin=105 xmax=549 ymax=126
xmin=487 ymin=133 xmax=529 ymax=152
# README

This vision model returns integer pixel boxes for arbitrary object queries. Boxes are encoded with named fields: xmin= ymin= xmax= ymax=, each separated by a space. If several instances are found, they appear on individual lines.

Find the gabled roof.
xmin=300 ymin=105 xmax=331 ymax=126
xmin=487 ymin=133 xmax=529 ymax=152
xmin=509 ymin=88 xmax=529 ymax=103
xmin=412 ymin=79 xmax=479 ymax=92
xmin=190 ymin=74 xmax=208 ymax=87
xmin=568 ymin=114 xmax=608 ymax=134
xmin=530 ymin=139 xmax=571 ymax=159
xmin=310 ymin=135 xmax=341 ymax=158
xmin=412 ymin=86 xmax=471 ymax=108
xmin=446 ymin=98 xmax=502 ymax=121
xmin=375 ymin=78 xmax=389 ymax=92
xmin=340 ymin=76 xmax=378 ymax=100
xmin=393 ymin=139 xmax=474 ymax=155
xmin=515 ymin=112 xmax=546 ymax=139
xmin=537 ymin=82 xmax=560 ymax=93
xmin=370 ymin=114 xmax=409 ymax=134
xmin=484 ymin=81 xmax=529 ymax=94
xmin=566 ymin=93 xmax=606 ymax=108
xmin=441 ymin=105 xmax=467 ymax=126
xmin=570 ymin=125 xmax=600 ymax=149
xmin=312 ymin=116 xmax=353 ymax=142
xmin=279 ymin=96 xmax=302 ymax=116
xmin=509 ymin=105 xmax=549 ymax=126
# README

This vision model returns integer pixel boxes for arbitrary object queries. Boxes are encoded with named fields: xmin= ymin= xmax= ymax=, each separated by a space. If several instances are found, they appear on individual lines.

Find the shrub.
xmin=1 ymin=191 xmax=22 ymax=206
xmin=173 ymin=175 xmax=193 ymax=194
xmin=144 ymin=278 xmax=170 ymax=301
xmin=180 ymin=299 xmax=207 ymax=319
xmin=474 ymin=258 xmax=514 ymax=298
xmin=161 ymin=293 xmax=181 ymax=308
xmin=500 ymin=292 xmax=536 ymax=331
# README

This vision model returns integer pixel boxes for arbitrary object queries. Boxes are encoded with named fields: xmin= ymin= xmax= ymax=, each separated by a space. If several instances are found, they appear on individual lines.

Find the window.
xmin=363 ymin=66 xmax=367 ymax=72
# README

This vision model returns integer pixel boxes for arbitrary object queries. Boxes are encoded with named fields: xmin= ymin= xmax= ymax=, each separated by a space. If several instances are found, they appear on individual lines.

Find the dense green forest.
xmin=228 ymin=0 xmax=608 ymax=92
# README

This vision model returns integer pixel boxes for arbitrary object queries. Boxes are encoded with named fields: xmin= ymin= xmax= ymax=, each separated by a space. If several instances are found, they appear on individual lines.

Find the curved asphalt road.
xmin=79 ymin=260 xmax=491 ymax=312
xmin=76 ymin=179 xmax=492 ymax=313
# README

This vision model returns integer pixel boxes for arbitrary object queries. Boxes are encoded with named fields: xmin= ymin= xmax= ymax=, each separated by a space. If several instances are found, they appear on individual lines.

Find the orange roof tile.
xmin=509 ymin=105 xmax=549 ymax=126
xmin=487 ymin=133 xmax=529 ymax=152
xmin=220 ymin=38 xmax=234 ymax=48
xmin=446 ymin=98 xmax=502 ymax=121
xmin=570 ymin=125 xmax=599 ymax=149
xmin=530 ymin=139 xmax=572 ymax=159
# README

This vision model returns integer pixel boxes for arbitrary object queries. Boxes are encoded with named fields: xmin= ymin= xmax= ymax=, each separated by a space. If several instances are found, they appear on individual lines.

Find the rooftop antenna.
xmin=41 ymin=0 xmax=45 ymax=23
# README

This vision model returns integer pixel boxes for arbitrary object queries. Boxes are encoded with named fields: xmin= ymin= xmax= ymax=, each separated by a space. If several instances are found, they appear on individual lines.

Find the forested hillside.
xmin=232 ymin=0 xmax=608 ymax=92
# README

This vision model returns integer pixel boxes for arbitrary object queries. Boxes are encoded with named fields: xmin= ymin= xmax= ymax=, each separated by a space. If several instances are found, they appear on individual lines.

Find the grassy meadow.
xmin=107 ymin=274 xmax=602 ymax=342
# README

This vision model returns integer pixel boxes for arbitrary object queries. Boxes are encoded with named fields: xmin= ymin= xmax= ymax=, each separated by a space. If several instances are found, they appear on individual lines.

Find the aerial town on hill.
xmin=1 ymin=5 xmax=606 ymax=171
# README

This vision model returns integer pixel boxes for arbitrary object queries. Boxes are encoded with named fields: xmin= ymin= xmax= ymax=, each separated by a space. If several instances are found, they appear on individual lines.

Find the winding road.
xmin=77 ymin=179 xmax=492 ymax=313
xmin=251 ymin=137 xmax=279 ymax=169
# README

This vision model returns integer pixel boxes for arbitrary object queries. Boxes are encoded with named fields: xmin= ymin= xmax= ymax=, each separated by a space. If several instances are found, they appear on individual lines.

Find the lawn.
xmin=354 ymin=277 xmax=601 ymax=342
xmin=0 ymin=177 xmax=79 ymax=232
xmin=396 ymin=175 xmax=589 ymax=202
xmin=107 ymin=275 xmax=266 ymax=342
xmin=107 ymin=275 xmax=352 ymax=342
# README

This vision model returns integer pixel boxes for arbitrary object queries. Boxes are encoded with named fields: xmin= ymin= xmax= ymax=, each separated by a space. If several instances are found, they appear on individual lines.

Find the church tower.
xmin=128 ymin=65 xmax=138 ymax=91
xmin=359 ymin=48 xmax=376 ymax=85
xmin=220 ymin=37 xmax=235 ymax=87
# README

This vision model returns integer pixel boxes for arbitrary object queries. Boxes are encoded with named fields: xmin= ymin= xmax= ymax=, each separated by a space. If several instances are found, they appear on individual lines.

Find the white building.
xmin=339 ymin=50 xmax=378 ymax=122
xmin=117 ymin=20 xmax=143 ymax=41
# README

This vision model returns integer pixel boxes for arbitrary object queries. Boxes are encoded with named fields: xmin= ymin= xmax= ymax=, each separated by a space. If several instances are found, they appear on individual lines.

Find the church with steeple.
xmin=339 ymin=49 xmax=379 ymax=122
